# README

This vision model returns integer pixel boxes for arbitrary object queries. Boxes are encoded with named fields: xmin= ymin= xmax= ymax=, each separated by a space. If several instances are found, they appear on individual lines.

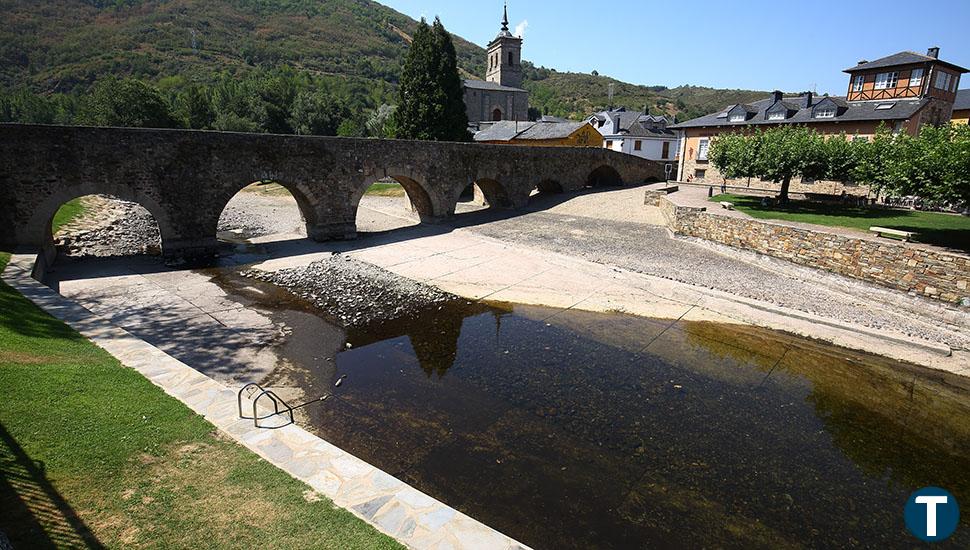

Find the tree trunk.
xmin=778 ymin=176 xmax=792 ymax=204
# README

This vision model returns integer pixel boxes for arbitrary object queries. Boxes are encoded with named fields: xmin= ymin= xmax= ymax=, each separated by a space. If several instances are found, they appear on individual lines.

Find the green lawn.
xmin=366 ymin=182 xmax=406 ymax=197
xmin=711 ymin=194 xmax=970 ymax=252
xmin=0 ymin=252 xmax=400 ymax=549
xmin=51 ymin=198 xmax=87 ymax=234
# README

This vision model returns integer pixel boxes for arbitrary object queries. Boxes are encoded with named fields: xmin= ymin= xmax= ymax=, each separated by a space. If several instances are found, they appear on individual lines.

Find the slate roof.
xmin=473 ymin=120 xmax=589 ymax=142
xmin=588 ymin=108 xmax=675 ymax=136
xmin=463 ymin=79 xmax=527 ymax=93
xmin=844 ymin=50 xmax=968 ymax=73
xmin=955 ymin=89 xmax=970 ymax=111
xmin=669 ymin=94 xmax=930 ymax=129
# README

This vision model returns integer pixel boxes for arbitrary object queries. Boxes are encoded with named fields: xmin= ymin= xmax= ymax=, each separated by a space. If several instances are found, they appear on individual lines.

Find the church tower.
xmin=485 ymin=4 xmax=523 ymax=89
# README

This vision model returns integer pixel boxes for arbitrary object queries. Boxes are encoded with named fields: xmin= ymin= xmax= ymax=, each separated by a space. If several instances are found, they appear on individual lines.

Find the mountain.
xmin=0 ymin=0 xmax=768 ymax=120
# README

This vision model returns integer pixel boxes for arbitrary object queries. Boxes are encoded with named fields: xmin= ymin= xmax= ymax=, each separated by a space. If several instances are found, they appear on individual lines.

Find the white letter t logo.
xmin=915 ymin=496 xmax=948 ymax=537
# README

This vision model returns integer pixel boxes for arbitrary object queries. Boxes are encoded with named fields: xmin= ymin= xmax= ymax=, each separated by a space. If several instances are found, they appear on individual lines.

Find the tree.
xmin=80 ymin=77 xmax=178 ymax=128
xmin=366 ymin=103 xmax=396 ymax=138
xmin=708 ymin=131 xmax=760 ymax=184
xmin=884 ymin=124 xmax=970 ymax=206
xmin=392 ymin=17 xmax=469 ymax=141
xmin=289 ymin=90 xmax=347 ymax=136
xmin=821 ymin=133 xmax=862 ymax=184
xmin=851 ymin=126 xmax=898 ymax=199
xmin=175 ymin=84 xmax=215 ymax=129
xmin=710 ymin=126 xmax=824 ymax=202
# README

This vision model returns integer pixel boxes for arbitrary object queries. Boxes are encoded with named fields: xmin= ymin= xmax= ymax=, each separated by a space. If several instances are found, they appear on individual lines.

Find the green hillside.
xmin=0 ymin=0 xmax=767 ymax=121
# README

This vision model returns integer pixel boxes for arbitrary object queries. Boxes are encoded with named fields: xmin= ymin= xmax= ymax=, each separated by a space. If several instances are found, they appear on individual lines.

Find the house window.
xmin=910 ymin=68 xmax=924 ymax=87
xmin=934 ymin=71 xmax=952 ymax=90
xmin=605 ymin=140 xmax=612 ymax=149
xmin=767 ymin=111 xmax=786 ymax=120
xmin=852 ymin=75 xmax=864 ymax=92
xmin=508 ymin=51 xmax=514 ymax=66
xmin=662 ymin=142 xmax=670 ymax=158
xmin=694 ymin=169 xmax=707 ymax=180
xmin=697 ymin=138 xmax=709 ymax=161
xmin=728 ymin=113 xmax=746 ymax=122
xmin=815 ymin=107 xmax=836 ymax=119
xmin=633 ymin=140 xmax=642 ymax=151
xmin=874 ymin=72 xmax=898 ymax=90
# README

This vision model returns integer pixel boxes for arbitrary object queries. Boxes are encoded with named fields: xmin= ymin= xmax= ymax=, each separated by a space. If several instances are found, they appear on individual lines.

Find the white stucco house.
xmin=586 ymin=108 xmax=680 ymax=165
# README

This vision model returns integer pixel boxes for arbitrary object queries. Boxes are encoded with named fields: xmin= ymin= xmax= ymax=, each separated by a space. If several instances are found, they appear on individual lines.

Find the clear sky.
xmin=379 ymin=0 xmax=970 ymax=95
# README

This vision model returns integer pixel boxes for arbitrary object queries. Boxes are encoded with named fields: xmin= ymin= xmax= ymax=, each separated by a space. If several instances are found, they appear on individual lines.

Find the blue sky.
xmin=379 ymin=0 xmax=970 ymax=95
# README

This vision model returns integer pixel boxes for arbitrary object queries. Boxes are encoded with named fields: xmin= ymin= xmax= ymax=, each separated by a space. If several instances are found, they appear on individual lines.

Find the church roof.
xmin=463 ymin=79 xmax=527 ymax=93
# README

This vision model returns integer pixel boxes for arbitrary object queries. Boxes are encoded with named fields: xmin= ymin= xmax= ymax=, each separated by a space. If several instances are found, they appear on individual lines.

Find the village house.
xmin=586 ymin=107 xmax=680 ymax=163
xmin=670 ymin=47 xmax=967 ymax=196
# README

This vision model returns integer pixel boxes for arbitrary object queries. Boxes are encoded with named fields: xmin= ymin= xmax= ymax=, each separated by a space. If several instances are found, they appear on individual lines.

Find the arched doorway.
xmin=49 ymin=194 xmax=162 ymax=258
xmin=218 ymin=181 xmax=308 ymax=243
xmin=492 ymin=108 xmax=503 ymax=121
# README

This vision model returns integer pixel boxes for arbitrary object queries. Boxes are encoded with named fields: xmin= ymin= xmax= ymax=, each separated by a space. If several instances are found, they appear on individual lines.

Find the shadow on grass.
xmin=0 ymin=276 xmax=89 ymax=342
xmin=0 ymin=423 xmax=104 ymax=549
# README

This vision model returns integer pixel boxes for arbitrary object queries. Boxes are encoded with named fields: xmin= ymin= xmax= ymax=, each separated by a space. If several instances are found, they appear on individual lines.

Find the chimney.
xmin=773 ymin=90 xmax=783 ymax=102
xmin=805 ymin=91 xmax=813 ymax=108
xmin=927 ymin=47 xmax=940 ymax=59
xmin=857 ymin=59 xmax=868 ymax=65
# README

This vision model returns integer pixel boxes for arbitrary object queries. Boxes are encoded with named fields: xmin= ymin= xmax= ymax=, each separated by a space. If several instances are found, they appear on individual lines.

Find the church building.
xmin=463 ymin=5 xmax=530 ymax=130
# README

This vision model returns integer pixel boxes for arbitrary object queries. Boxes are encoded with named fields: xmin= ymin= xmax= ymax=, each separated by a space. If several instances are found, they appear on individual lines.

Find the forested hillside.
xmin=0 ymin=0 xmax=767 ymax=122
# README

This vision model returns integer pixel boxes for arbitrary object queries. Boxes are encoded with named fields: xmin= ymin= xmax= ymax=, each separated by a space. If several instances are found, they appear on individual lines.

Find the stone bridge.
xmin=0 ymin=124 xmax=667 ymax=258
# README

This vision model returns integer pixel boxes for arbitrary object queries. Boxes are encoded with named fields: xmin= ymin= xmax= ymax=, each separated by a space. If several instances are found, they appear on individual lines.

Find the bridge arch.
xmin=217 ymin=181 xmax=312 ymax=241
xmin=536 ymin=179 xmax=564 ymax=195
xmin=350 ymin=171 xmax=440 ymax=225
xmin=26 ymin=181 xmax=176 ymax=255
xmin=586 ymin=165 xmax=623 ymax=187
xmin=472 ymin=178 xmax=513 ymax=208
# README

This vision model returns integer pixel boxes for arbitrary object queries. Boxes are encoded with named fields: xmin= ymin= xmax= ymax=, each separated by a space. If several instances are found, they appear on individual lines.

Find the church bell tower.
xmin=485 ymin=3 xmax=523 ymax=89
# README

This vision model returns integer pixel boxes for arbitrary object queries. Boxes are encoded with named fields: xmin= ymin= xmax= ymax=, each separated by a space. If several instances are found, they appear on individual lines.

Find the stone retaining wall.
xmin=643 ymin=185 xmax=679 ymax=206
xmin=660 ymin=196 xmax=970 ymax=304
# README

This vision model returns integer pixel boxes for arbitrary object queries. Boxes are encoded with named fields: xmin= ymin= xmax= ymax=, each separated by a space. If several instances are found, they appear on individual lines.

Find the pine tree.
xmin=393 ymin=17 xmax=469 ymax=141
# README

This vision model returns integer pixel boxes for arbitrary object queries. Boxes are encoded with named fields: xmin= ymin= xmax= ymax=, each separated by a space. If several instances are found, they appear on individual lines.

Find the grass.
xmin=711 ymin=194 xmax=970 ymax=252
xmin=365 ymin=182 xmax=406 ymax=198
xmin=50 ymin=198 xmax=87 ymax=234
xmin=0 ymin=251 xmax=401 ymax=549
xmin=240 ymin=181 xmax=406 ymax=198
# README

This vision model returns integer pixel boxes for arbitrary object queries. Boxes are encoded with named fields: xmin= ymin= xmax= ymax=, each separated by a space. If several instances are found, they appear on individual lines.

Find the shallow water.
xmin=214 ymin=271 xmax=970 ymax=549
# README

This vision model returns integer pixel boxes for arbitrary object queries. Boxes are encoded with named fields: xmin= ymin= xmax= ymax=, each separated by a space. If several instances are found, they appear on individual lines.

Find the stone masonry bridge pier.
xmin=0 ymin=124 xmax=666 ymax=259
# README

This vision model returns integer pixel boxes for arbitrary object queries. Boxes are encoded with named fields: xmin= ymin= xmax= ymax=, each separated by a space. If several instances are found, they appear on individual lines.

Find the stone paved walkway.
xmin=2 ymin=253 xmax=530 ymax=550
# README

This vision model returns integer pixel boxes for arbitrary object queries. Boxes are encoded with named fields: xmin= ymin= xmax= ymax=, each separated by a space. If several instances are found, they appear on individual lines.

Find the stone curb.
xmin=2 ymin=253 xmax=531 ymax=550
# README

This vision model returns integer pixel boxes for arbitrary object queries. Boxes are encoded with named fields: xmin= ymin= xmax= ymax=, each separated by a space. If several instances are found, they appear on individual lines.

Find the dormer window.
xmin=815 ymin=107 xmax=836 ymax=119
xmin=874 ymin=71 xmax=898 ymax=90
xmin=728 ymin=113 xmax=746 ymax=122
xmin=767 ymin=111 xmax=786 ymax=121
xmin=852 ymin=75 xmax=864 ymax=92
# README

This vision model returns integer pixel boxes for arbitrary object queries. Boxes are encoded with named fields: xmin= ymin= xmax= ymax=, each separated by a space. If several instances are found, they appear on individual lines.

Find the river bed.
xmin=208 ymin=266 xmax=970 ymax=549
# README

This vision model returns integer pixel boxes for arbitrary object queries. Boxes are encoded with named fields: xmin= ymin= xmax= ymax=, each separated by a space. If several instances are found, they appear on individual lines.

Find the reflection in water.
xmin=226 ymin=277 xmax=970 ymax=549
